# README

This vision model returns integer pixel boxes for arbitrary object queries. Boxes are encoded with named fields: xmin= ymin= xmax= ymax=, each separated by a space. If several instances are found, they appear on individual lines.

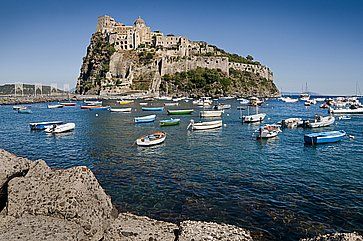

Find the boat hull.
xmin=330 ymin=108 xmax=363 ymax=114
xmin=304 ymin=130 xmax=346 ymax=145
xmin=200 ymin=110 xmax=223 ymax=118
xmin=134 ymin=114 xmax=156 ymax=123
xmin=167 ymin=109 xmax=194 ymax=115
xmin=142 ymin=107 xmax=164 ymax=111
xmin=243 ymin=113 xmax=266 ymax=123
xmin=136 ymin=132 xmax=166 ymax=146
xmin=29 ymin=121 xmax=63 ymax=130
xmin=45 ymin=123 xmax=75 ymax=134
xmin=110 ymin=107 xmax=132 ymax=112
xmin=189 ymin=120 xmax=222 ymax=130
xmin=160 ymin=118 xmax=180 ymax=126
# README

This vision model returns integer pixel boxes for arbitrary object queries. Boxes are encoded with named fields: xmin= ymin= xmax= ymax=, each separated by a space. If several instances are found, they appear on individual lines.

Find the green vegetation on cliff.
xmin=77 ymin=33 xmax=115 ymax=94
xmin=160 ymin=67 xmax=279 ymax=97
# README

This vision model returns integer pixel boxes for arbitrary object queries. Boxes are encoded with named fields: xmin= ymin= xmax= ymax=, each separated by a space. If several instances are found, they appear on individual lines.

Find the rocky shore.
xmin=0 ymin=149 xmax=361 ymax=241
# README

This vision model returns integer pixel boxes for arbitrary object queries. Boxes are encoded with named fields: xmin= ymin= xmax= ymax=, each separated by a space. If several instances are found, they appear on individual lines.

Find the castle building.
xmin=96 ymin=15 xmax=191 ymax=55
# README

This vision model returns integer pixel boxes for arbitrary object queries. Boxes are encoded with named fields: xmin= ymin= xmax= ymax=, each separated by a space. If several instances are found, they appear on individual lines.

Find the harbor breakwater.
xmin=0 ymin=149 xmax=362 ymax=241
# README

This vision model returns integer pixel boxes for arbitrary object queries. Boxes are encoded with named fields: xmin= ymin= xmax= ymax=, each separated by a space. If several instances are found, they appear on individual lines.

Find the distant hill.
xmin=0 ymin=84 xmax=66 ymax=96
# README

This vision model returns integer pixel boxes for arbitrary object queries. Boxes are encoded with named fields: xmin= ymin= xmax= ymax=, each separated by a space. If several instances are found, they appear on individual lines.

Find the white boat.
xmin=306 ymin=116 xmax=335 ymax=128
xmin=257 ymin=124 xmax=282 ymax=139
xmin=84 ymin=100 xmax=102 ymax=106
xmin=45 ymin=123 xmax=75 ymax=134
xmin=193 ymin=97 xmax=212 ymax=106
xmin=139 ymin=102 xmax=148 ymax=106
xmin=109 ymin=107 xmax=132 ymax=112
xmin=157 ymin=96 xmax=173 ymax=101
xmin=238 ymin=98 xmax=250 ymax=105
xmin=187 ymin=120 xmax=223 ymax=130
xmin=338 ymin=115 xmax=351 ymax=120
xmin=213 ymin=104 xmax=231 ymax=110
xmin=281 ymin=118 xmax=303 ymax=128
xmin=329 ymin=107 xmax=363 ymax=114
xmin=200 ymin=110 xmax=223 ymax=118
xmin=249 ymin=97 xmax=263 ymax=106
xmin=164 ymin=102 xmax=179 ymax=106
xmin=134 ymin=114 xmax=156 ymax=123
xmin=281 ymin=97 xmax=299 ymax=103
xmin=242 ymin=105 xmax=266 ymax=123
xmin=300 ymin=93 xmax=310 ymax=101
xmin=48 ymin=104 xmax=64 ymax=109
xmin=314 ymin=98 xmax=326 ymax=102
xmin=136 ymin=131 xmax=166 ymax=146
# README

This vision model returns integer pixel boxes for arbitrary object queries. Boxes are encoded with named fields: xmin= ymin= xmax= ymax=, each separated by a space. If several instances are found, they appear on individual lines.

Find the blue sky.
xmin=0 ymin=0 xmax=362 ymax=95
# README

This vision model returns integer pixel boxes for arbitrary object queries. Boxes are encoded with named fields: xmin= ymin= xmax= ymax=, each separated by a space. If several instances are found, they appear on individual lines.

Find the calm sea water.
xmin=0 ymin=98 xmax=362 ymax=240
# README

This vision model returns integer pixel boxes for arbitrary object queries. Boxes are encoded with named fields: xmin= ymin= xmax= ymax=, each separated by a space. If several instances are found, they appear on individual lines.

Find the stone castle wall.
xmin=229 ymin=62 xmax=273 ymax=80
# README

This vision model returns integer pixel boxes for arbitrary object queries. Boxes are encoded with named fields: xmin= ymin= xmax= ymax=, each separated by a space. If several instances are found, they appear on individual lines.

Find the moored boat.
xmin=48 ymin=104 xmax=64 ymax=109
xmin=18 ymin=107 xmax=32 ymax=114
xmin=29 ymin=121 xmax=63 ymax=130
xmin=89 ymin=106 xmax=110 ymax=111
xmin=306 ymin=115 xmax=335 ymax=128
xmin=200 ymin=110 xmax=223 ymax=118
xmin=60 ymin=102 xmax=76 ymax=106
xmin=329 ymin=107 xmax=363 ymax=114
xmin=134 ymin=114 xmax=156 ymax=123
xmin=109 ymin=107 xmax=132 ymax=112
xmin=187 ymin=119 xmax=222 ymax=130
xmin=304 ymin=130 xmax=346 ymax=145
xmin=84 ymin=100 xmax=102 ymax=106
xmin=142 ymin=107 xmax=164 ymax=111
xmin=164 ymin=102 xmax=179 ymax=106
xmin=80 ymin=105 xmax=103 ymax=109
xmin=136 ymin=131 xmax=166 ymax=146
xmin=45 ymin=123 xmax=75 ymax=134
xmin=160 ymin=118 xmax=180 ymax=126
xmin=281 ymin=118 xmax=303 ymax=128
xmin=213 ymin=104 xmax=231 ymax=110
xmin=257 ymin=124 xmax=282 ymax=139
xmin=338 ymin=115 xmax=351 ymax=120
xmin=118 ymin=100 xmax=134 ymax=105
xmin=243 ymin=113 xmax=266 ymax=123
xmin=281 ymin=97 xmax=299 ymax=103
xmin=167 ymin=109 xmax=194 ymax=115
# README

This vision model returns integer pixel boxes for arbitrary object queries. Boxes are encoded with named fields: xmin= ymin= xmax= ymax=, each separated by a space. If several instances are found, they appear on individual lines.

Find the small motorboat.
xmin=60 ymin=102 xmax=76 ymax=106
xmin=329 ymin=107 xmax=363 ymax=115
xmin=160 ymin=118 xmax=180 ymax=127
xmin=136 ymin=131 xmax=166 ymax=146
xmin=304 ymin=130 xmax=346 ymax=145
xmin=45 ymin=123 xmax=75 ymax=134
xmin=134 ymin=114 xmax=156 ymax=123
xmin=281 ymin=97 xmax=299 ymax=103
xmin=338 ymin=115 xmax=351 ymax=120
xmin=200 ymin=110 xmax=223 ymax=118
xmin=243 ymin=113 xmax=266 ymax=123
xmin=84 ymin=100 xmax=102 ymax=106
xmin=80 ymin=105 xmax=103 ymax=109
xmin=109 ymin=107 xmax=132 ymax=112
xmin=118 ymin=100 xmax=134 ymax=105
xmin=187 ymin=119 xmax=222 ymax=130
xmin=48 ymin=104 xmax=64 ymax=109
xmin=13 ymin=105 xmax=24 ymax=110
xmin=164 ymin=102 xmax=179 ymax=106
xmin=281 ymin=118 xmax=303 ymax=128
xmin=18 ymin=107 xmax=32 ymax=114
xmin=89 ymin=106 xmax=110 ymax=111
xmin=238 ymin=98 xmax=250 ymax=105
xmin=142 ymin=107 xmax=164 ymax=111
xmin=306 ymin=115 xmax=335 ymax=128
xmin=29 ymin=121 xmax=63 ymax=130
xmin=213 ymin=104 xmax=231 ymax=110
xmin=257 ymin=124 xmax=282 ymax=139
xmin=167 ymin=109 xmax=194 ymax=115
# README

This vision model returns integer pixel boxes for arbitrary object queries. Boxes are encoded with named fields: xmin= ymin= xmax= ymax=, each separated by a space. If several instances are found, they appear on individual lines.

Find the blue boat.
xmin=304 ymin=130 xmax=346 ymax=145
xmin=18 ymin=108 xmax=32 ymax=114
xmin=29 ymin=121 xmax=64 ymax=130
xmin=89 ymin=106 xmax=110 ymax=111
xmin=142 ymin=107 xmax=164 ymax=111
xmin=134 ymin=114 xmax=156 ymax=123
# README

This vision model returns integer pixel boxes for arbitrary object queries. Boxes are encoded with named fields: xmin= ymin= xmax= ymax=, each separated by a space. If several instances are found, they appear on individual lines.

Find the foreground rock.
xmin=301 ymin=232 xmax=363 ymax=241
xmin=179 ymin=220 xmax=253 ymax=241
xmin=104 ymin=213 xmax=178 ymax=241
xmin=6 ymin=160 xmax=117 ymax=240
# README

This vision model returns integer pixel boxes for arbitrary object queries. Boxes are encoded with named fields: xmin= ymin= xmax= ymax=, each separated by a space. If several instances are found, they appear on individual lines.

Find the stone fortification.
xmin=76 ymin=15 xmax=278 ymax=97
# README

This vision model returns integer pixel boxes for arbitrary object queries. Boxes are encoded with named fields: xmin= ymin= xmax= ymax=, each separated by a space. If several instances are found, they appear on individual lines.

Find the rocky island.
xmin=76 ymin=16 xmax=279 ymax=97
xmin=1 ymin=149 xmax=362 ymax=241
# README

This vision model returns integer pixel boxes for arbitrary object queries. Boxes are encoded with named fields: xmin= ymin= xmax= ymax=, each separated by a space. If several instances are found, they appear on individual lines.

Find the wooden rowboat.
xmin=109 ymin=107 xmax=132 ymax=112
xmin=136 ymin=131 xmax=166 ymax=146
xmin=160 ymin=118 xmax=180 ymax=127
xmin=187 ymin=120 xmax=222 ymax=130
xmin=167 ymin=109 xmax=193 ymax=115
xmin=304 ymin=130 xmax=346 ymax=145
xmin=134 ymin=114 xmax=156 ymax=123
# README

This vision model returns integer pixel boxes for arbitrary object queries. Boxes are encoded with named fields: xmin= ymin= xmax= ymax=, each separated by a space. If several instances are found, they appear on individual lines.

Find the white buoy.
xmin=268 ymin=118 xmax=271 ymax=120
xmin=349 ymin=135 xmax=355 ymax=139
xmin=227 ymin=114 xmax=230 ymax=116
xmin=96 ymin=114 xmax=99 ymax=117
xmin=223 ymin=124 xmax=227 ymax=127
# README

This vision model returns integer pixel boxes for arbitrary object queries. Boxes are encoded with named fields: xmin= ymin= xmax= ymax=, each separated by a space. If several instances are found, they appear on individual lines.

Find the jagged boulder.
xmin=0 ymin=214 xmax=87 ymax=241
xmin=6 ymin=160 xmax=117 ymax=240
xmin=104 ymin=212 xmax=178 ymax=241
xmin=301 ymin=232 xmax=363 ymax=241
xmin=179 ymin=220 xmax=253 ymax=241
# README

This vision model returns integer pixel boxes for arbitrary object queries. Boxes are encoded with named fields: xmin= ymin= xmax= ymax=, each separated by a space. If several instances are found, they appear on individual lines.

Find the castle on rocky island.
xmin=76 ymin=16 xmax=278 ymax=97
